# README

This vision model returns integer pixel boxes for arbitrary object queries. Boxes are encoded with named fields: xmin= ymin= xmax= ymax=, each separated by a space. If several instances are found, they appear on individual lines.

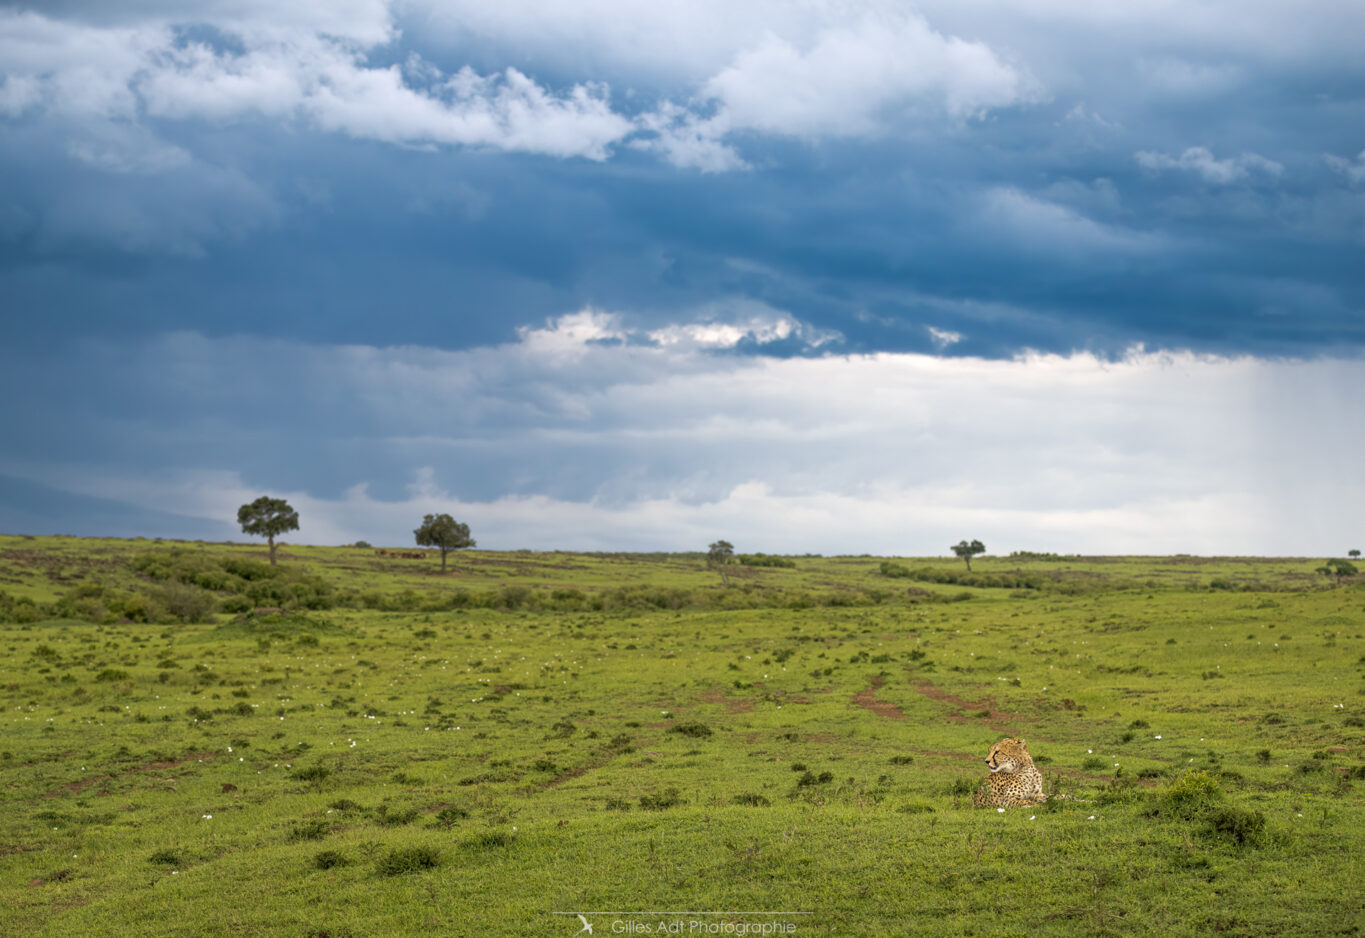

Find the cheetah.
xmin=972 ymin=737 xmax=1046 ymax=808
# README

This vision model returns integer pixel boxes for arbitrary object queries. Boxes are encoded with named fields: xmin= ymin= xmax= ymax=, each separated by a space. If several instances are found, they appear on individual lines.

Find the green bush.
xmin=313 ymin=850 xmax=348 ymax=869
xmin=219 ymin=595 xmax=253 ymax=614
xmin=738 ymin=554 xmax=796 ymax=568
xmin=1163 ymin=770 xmax=1223 ymax=818
xmin=222 ymin=558 xmax=278 ymax=581
xmin=375 ymin=846 xmax=440 ymax=875
xmin=878 ymin=562 xmax=1042 ymax=590
xmin=374 ymin=804 xmax=419 ymax=826
xmin=669 ymin=722 xmax=712 ymax=738
xmin=639 ymin=787 xmax=682 ymax=810
xmin=432 ymin=806 xmax=470 ymax=828
xmin=290 ymin=819 xmax=331 ymax=841
xmin=119 ymin=593 xmax=161 ymax=623
xmin=3 ymin=594 xmax=44 ymax=623
xmin=158 ymin=582 xmax=217 ymax=623
xmin=291 ymin=765 xmax=332 ymax=783
xmin=1204 ymin=805 xmax=1268 ymax=846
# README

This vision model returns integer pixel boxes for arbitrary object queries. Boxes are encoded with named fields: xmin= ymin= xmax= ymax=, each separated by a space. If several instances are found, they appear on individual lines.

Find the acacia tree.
xmin=237 ymin=496 xmax=299 ymax=566
xmin=1350 ymin=549 xmax=1361 ymax=560
xmin=707 ymin=540 xmax=735 ymax=586
xmin=414 ymin=513 xmax=475 ymax=573
xmin=951 ymin=539 xmax=986 ymax=571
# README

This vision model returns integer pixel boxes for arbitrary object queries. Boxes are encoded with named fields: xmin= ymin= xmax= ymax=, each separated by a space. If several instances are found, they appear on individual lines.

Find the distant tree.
xmin=1350 ymin=549 xmax=1361 ymax=560
xmin=707 ymin=540 xmax=735 ymax=586
xmin=1316 ymin=558 xmax=1359 ymax=581
xmin=414 ymin=513 xmax=475 ymax=573
xmin=237 ymin=496 xmax=299 ymax=566
xmin=951 ymin=539 xmax=986 ymax=571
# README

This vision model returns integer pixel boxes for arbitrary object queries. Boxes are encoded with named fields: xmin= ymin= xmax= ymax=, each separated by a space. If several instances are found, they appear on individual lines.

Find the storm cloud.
xmin=1 ymin=2 xmax=1361 ymax=551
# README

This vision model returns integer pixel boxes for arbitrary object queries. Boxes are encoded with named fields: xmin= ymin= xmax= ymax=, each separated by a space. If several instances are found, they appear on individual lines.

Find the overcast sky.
xmin=1 ymin=1 xmax=1362 ymax=555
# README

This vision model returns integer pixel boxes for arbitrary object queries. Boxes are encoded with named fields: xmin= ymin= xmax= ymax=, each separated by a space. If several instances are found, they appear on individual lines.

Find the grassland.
xmin=1 ymin=534 xmax=1363 ymax=936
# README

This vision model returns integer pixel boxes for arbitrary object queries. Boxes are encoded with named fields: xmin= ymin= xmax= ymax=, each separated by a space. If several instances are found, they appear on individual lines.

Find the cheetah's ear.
xmin=1018 ymin=738 xmax=1027 ymax=747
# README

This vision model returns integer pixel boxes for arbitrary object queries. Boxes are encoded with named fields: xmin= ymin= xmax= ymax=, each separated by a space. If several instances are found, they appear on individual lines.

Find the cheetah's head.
xmin=985 ymin=737 xmax=1031 ymax=774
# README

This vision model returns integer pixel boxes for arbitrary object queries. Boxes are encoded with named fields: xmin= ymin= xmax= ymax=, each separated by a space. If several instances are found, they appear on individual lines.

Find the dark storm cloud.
xmin=1 ymin=1 xmax=1362 ymax=548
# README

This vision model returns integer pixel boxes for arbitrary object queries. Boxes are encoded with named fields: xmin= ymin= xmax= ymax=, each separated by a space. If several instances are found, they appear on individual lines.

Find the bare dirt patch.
xmin=49 ymin=751 xmax=216 ymax=798
xmin=917 ymin=749 xmax=979 ymax=761
xmin=701 ymin=688 xmax=755 ymax=713
xmin=913 ymin=680 xmax=1017 ymax=729
xmin=852 ymin=675 xmax=906 ymax=720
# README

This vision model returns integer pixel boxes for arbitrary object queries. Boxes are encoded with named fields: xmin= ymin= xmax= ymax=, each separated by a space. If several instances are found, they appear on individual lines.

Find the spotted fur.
xmin=972 ymin=737 xmax=1046 ymax=808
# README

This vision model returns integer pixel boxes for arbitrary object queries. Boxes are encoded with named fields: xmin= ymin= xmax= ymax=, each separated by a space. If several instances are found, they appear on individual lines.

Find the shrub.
xmin=733 ymin=793 xmax=771 ymax=806
xmin=737 ymin=554 xmax=796 ymax=568
xmin=639 ymin=787 xmax=682 ymax=810
xmin=158 ymin=582 xmax=217 ymax=622
xmin=948 ymin=778 xmax=976 ymax=796
xmin=313 ymin=850 xmax=348 ymax=870
xmin=375 ymin=846 xmax=440 ymax=875
xmin=95 ymin=668 xmax=130 ymax=682
xmin=223 ymin=558 xmax=278 ymax=581
xmin=220 ymin=595 xmax=253 ymax=614
xmin=148 ymin=849 xmax=182 ymax=866
xmin=291 ymin=765 xmax=332 ymax=783
xmin=432 ymin=806 xmax=470 ymax=828
xmin=119 ymin=593 xmax=160 ymax=623
xmin=669 ymin=722 xmax=713 ymax=738
xmin=1163 ymin=771 xmax=1223 ymax=819
xmin=375 ymin=804 xmax=419 ymax=827
xmin=1204 ymin=805 xmax=1268 ymax=846
xmin=290 ymin=819 xmax=331 ymax=841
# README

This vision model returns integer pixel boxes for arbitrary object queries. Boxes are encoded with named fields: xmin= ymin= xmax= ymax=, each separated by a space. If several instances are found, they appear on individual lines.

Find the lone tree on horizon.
xmin=951 ymin=539 xmax=986 ymax=571
xmin=237 ymin=496 xmax=299 ymax=566
xmin=415 ymin=513 xmax=475 ymax=573
xmin=707 ymin=540 xmax=735 ymax=586
xmin=1350 ymin=549 xmax=1361 ymax=560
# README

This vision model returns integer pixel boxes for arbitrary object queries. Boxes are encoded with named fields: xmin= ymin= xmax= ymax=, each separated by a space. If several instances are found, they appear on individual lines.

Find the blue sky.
xmin=1 ymin=1 xmax=1362 ymax=554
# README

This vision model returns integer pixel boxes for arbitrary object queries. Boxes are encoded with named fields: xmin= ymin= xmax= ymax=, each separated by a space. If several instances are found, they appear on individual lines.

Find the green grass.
xmin=1 ymin=535 xmax=1363 ymax=935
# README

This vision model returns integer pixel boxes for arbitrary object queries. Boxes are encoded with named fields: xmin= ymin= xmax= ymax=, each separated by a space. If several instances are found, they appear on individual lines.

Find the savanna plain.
xmin=1 ymin=534 xmax=1363 ymax=936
